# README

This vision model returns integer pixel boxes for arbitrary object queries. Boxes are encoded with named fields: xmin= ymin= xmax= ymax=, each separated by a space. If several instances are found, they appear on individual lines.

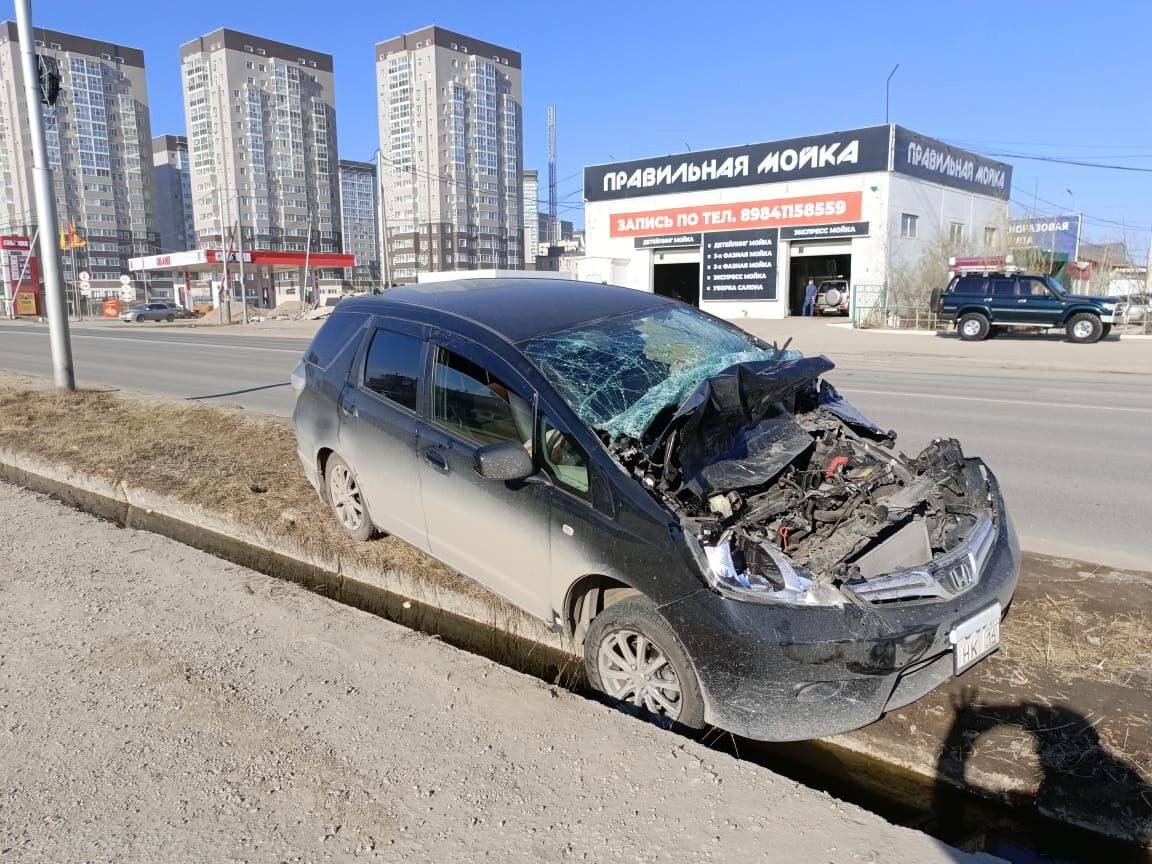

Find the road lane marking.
xmin=845 ymin=387 xmax=1152 ymax=416
xmin=1 ymin=330 xmax=302 ymax=354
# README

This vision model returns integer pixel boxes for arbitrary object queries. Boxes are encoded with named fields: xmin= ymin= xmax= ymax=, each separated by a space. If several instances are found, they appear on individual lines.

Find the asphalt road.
xmin=2 ymin=321 xmax=1148 ymax=570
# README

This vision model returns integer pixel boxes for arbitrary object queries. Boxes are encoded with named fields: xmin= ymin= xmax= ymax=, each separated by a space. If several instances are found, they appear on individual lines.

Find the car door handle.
xmin=423 ymin=446 xmax=449 ymax=473
xmin=1017 ymin=298 xmax=1028 ymax=303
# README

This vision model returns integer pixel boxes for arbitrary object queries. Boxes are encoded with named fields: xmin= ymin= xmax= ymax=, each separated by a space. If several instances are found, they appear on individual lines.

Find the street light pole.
xmin=14 ymin=0 xmax=74 ymax=390
xmin=885 ymin=63 xmax=900 ymax=125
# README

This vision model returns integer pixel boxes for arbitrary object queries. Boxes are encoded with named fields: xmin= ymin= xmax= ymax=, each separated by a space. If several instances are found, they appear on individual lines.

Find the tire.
xmin=165 ymin=313 xmax=174 ymax=322
xmin=324 ymin=454 xmax=375 ymax=541
xmin=135 ymin=314 xmax=144 ymax=322
xmin=823 ymin=288 xmax=842 ymax=306
xmin=957 ymin=313 xmax=990 ymax=342
xmin=584 ymin=594 xmax=706 ymax=731
xmin=1065 ymin=313 xmax=1103 ymax=344
xmin=1100 ymin=323 xmax=1112 ymax=339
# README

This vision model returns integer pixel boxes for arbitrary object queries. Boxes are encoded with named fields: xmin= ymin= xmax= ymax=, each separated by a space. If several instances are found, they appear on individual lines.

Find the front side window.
xmin=363 ymin=328 xmax=422 ymax=410
xmin=1018 ymin=277 xmax=1050 ymax=297
xmin=431 ymin=347 xmax=533 ymax=449
xmin=540 ymin=414 xmax=589 ymax=495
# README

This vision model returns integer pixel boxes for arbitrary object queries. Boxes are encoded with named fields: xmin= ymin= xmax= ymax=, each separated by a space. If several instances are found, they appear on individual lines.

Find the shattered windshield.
xmin=522 ymin=305 xmax=795 ymax=438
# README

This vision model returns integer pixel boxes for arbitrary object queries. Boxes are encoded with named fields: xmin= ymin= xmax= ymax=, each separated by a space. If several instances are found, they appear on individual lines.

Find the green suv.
xmin=936 ymin=271 xmax=1118 ymax=343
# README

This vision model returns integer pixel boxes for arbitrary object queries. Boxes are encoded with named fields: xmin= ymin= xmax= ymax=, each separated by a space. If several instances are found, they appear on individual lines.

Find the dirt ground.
xmin=1 ymin=374 xmax=1149 ymax=848
xmin=0 ymin=481 xmax=1000 ymax=864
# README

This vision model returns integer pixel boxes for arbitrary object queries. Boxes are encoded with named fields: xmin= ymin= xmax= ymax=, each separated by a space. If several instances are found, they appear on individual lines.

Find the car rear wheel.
xmin=1066 ymin=313 xmax=1103 ymax=344
xmin=325 ymin=454 xmax=375 ymax=541
xmin=165 ymin=313 xmax=175 ymax=322
xmin=585 ymin=594 xmax=706 ymax=730
xmin=958 ymin=313 xmax=990 ymax=341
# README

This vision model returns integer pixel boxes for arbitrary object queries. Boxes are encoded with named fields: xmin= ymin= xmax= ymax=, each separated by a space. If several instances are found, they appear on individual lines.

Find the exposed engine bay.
xmin=599 ymin=355 xmax=995 ymax=605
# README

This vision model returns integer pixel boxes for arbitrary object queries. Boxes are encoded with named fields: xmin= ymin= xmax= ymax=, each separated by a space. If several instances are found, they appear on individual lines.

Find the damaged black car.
xmin=293 ymin=279 xmax=1019 ymax=741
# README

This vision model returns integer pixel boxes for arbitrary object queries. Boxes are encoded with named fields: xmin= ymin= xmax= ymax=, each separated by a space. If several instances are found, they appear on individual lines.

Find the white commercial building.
xmin=582 ymin=125 xmax=1012 ymax=319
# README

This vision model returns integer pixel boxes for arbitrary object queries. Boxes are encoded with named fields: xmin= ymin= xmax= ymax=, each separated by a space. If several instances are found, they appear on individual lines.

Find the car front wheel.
xmin=957 ymin=313 xmax=990 ymax=341
xmin=165 ymin=313 xmax=175 ymax=322
xmin=325 ymin=454 xmax=375 ymax=541
xmin=1066 ymin=313 xmax=1103 ymax=344
xmin=585 ymin=594 xmax=706 ymax=730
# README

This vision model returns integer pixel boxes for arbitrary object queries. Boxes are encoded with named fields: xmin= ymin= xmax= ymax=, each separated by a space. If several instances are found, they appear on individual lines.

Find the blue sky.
xmin=10 ymin=0 xmax=1151 ymax=259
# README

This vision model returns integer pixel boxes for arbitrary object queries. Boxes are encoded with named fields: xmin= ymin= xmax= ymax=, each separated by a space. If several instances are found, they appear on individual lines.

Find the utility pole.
xmin=234 ymin=187 xmax=248 ymax=323
xmin=375 ymin=151 xmax=392 ymax=289
xmin=547 ymin=106 xmax=557 ymax=244
xmin=302 ymin=206 xmax=314 ymax=307
xmin=885 ymin=64 xmax=900 ymax=125
xmin=15 ymin=0 xmax=74 ymax=389
xmin=216 ymin=186 xmax=231 ymax=324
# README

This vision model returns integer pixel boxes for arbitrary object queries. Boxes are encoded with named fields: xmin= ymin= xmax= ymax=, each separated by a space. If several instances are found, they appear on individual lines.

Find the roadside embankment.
xmin=1 ymin=373 xmax=1148 ymax=852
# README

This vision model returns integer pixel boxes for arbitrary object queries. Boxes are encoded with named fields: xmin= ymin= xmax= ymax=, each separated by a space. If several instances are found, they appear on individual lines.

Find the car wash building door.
xmin=787 ymin=240 xmax=852 ymax=316
xmin=651 ymin=247 xmax=701 ymax=307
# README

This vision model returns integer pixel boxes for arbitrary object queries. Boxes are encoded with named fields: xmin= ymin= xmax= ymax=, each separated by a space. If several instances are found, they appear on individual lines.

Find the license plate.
xmin=950 ymin=603 xmax=1001 ymax=674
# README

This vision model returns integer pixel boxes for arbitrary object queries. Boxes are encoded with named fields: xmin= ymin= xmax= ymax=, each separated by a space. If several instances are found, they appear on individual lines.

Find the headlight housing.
xmin=685 ymin=531 xmax=844 ymax=607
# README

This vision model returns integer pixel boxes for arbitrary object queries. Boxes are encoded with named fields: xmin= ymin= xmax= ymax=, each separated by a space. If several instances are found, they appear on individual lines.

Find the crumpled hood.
xmin=646 ymin=355 xmax=888 ymax=497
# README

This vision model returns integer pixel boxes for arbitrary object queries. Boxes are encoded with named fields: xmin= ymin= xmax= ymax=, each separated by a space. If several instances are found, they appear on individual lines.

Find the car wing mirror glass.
xmin=474 ymin=441 xmax=534 ymax=481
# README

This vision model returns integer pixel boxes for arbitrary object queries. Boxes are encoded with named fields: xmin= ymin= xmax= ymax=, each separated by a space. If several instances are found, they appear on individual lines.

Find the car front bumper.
xmin=660 ymin=466 xmax=1020 ymax=741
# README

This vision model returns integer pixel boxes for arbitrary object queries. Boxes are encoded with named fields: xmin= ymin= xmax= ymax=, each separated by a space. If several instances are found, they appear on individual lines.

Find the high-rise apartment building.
xmin=521 ymin=168 xmax=538 ymax=267
xmin=338 ymin=159 xmax=380 ymax=288
xmin=375 ymin=26 xmax=522 ymax=283
xmin=0 ymin=23 xmax=157 ymax=295
xmin=152 ymin=135 xmax=195 ymax=252
xmin=179 ymin=29 xmax=341 ymax=260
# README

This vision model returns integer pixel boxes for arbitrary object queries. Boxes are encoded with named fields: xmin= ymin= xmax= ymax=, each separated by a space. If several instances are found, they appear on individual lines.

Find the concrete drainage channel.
xmin=1 ymin=453 xmax=1147 ymax=864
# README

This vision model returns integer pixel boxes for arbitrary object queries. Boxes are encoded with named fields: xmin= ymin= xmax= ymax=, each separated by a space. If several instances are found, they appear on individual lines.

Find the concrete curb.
xmin=0 ymin=448 xmax=572 ymax=671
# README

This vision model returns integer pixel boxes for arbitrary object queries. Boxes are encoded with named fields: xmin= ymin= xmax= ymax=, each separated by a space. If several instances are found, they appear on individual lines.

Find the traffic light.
xmin=36 ymin=56 xmax=61 ymax=106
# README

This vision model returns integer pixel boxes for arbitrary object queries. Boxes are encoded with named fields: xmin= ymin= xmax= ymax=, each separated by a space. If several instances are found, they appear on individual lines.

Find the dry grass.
xmin=1000 ymin=598 xmax=1152 ymax=689
xmin=0 ymin=383 xmax=516 ymax=615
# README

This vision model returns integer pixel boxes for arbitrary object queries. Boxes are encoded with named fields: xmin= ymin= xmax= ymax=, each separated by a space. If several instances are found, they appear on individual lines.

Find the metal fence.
xmin=850 ymin=284 xmax=941 ymax=331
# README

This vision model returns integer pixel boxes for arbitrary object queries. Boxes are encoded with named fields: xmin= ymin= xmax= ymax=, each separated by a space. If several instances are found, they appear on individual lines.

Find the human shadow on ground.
xmin=933 ymin=688 xmax=1152 ymax=862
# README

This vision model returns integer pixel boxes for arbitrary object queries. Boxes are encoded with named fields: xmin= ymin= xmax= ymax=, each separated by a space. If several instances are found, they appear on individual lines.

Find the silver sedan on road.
xmin=120 ymin=303 xmax=189 ymax=323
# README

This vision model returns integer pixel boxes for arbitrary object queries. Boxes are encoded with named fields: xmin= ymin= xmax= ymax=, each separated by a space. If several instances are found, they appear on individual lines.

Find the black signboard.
xmin=634 ymin=233 xmax=702 ymax=249
xmin=586 ymin=126 xmax=891 ymax=202
xmin=892 ymin=126 xmax=1012 ymax=200
xmin=779 ymin=222 xmax=870 ymax=241
xmin=701 ymin=229 xmax=778 ymax=302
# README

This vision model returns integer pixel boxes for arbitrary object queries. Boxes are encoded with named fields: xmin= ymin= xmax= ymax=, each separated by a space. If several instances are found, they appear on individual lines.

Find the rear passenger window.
xmin=306 ymin=312 xmax=365 ymax=368
xmin=953 ymin=276 xmax=986 ymax=294
xmin=990 ymin=278 xmax=1016 ymax=297
xmin=363 ymin=328 xmax=423 ymax=410
xmin=431 ymin=347 xmax=534 ymax=449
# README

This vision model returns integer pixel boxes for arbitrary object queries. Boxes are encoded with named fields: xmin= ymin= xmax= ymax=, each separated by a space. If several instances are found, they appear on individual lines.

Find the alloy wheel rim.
xmin=1073 ymin=320 xmax=1093 ymax=339
xmin=328 ymin=464 xmax=364 ymax=531
xmin=597 ymin=630 xmax=683 ymax=720
xmin=962 ymin=319 xmax=981 ymax=336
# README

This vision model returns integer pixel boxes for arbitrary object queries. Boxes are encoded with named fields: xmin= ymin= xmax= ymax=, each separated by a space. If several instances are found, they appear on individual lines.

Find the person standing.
xmin=802 ymin=279 xmax=818 ymax=317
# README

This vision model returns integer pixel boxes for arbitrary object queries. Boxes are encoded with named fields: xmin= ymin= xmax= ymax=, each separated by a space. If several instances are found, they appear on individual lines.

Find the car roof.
xmin=338 ymin=278 xmax=676 ymax=342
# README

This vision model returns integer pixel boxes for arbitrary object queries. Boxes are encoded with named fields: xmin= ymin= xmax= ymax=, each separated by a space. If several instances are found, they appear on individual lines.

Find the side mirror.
xmin=474 ymin=441 xmax=534 ymax=481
